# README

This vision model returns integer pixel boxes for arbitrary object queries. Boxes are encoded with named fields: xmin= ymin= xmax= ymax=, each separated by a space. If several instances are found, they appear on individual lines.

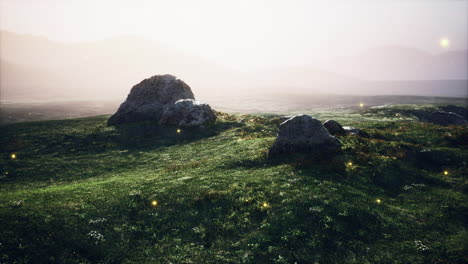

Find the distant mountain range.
xmin=0 ymin=30 xmax=241 ymax=100
xmin=324 ymin=46 xmax=468 ymax=80
xmin=1 ymin=30 xmax=466 ymax=101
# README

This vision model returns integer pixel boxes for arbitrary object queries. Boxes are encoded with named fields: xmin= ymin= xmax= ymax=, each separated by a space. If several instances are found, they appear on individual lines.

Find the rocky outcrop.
xmin=159 ymin=99 xmax=216 ymax=127
xmin=323 ymin=120 xmax=345 ymax=135
xmin=108 ymin=74 xmax=215 ymax=127
xmin=269 ymin=115 xmax=341 ymax=157
xmin=429 ymin=111 xmax=467 ymax=126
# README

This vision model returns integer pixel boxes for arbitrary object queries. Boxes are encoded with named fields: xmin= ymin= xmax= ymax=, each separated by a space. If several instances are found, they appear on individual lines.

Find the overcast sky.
xmin=1 ymin=0 xmax=467 ymax=69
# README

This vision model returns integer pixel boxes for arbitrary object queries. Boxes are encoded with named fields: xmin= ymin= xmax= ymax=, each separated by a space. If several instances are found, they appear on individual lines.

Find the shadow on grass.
xmin=52 ymin=119 xmax=242 ymax=154
xmin=108 ymin=119 xmax=242 ymax=152
xmin=223 ymin=151 xmax=347 ymax=180
xmin=0 ymin=118 xmax=244 ymax=185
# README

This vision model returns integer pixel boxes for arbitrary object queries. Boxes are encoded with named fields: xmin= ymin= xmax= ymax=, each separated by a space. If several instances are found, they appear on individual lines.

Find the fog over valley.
xmin=0 ymin=0 xmax=467 ymax=119
xmin=1 ymin=30 xmax=467 ymax=103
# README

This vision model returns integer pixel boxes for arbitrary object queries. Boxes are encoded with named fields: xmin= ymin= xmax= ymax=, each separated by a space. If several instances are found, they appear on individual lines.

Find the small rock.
xmin=343 ymin=126 xmax=368 ymax=137
xmin=429 ymin=111 xmax=467 ymax=126
xmin=269 ymin=115 xmax=341 ymax=157
xmin=159 ymin=99 xmax=216 ymax=127
xmin=323 ymin=120 xmax=345 ymax=135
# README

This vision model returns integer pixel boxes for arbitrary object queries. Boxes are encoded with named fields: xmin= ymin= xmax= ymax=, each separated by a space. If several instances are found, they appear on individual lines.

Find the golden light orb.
xmin=176 ymin=129 xmax=182 ymax=134
xmin=347 ymin=162 xmax=353 ymax=166
xmin=10 ymin=153 xmax=16 ymax=160
xmin=443 ymin=170 xmax=449 ymax=176
xmin=439 ymin=38 xmax=450 ymax=48
xmin=262 ymin=202 xmax=269 ymax=208
xmin=151 ymin=200 xmax=158 ymax=207
xmin=359 ymin=103 xmax=364 ymax=108
xmin=375 ymin=198 xmax=382 ymax=204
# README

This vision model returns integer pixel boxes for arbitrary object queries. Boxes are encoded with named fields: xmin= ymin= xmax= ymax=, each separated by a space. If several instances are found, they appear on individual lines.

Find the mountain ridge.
xmin=1 ymin=31 xmax=466 ymax=101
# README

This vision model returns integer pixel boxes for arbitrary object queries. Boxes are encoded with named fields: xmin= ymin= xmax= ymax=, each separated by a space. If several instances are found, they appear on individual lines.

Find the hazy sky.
xmin=1 ymin=0 xmax=467 ymax=69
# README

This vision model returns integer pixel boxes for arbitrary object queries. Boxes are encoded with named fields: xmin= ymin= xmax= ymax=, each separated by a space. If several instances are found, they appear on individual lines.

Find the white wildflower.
xmin=309 ymin=206 xmax=323 ymax=213
xmin=88 ymin=231 xmax=105 ymax=244
xmin=11 ymin=200 xmax=24 ymax=207
xmin=129 ymin=190 xmax=142 ymax=196
xmin=403 ymin=183 xmax=426 ymax=191
xmin=89 ymin=218 xmax=107 ymax=224
xmin=414 ymin=240 xmax=429 ymax=251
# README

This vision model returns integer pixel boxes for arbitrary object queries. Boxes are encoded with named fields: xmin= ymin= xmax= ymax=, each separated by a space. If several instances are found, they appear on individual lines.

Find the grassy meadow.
xmin=1 ymin=105 xmax=467 ymax=263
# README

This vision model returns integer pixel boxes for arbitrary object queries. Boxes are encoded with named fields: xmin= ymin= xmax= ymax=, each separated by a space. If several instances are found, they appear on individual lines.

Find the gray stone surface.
xmin=323 ymin=120 xmax=345 ymax=135
xmin=159 ymin=99 xmax=216 ymax=127
xmin=269 ymin=115 xmax=341 ymax=156
xmin=108 ymin=74 xmax=195 ymax=125
xmin=279 ymin=115 xmax=295 ymax=122
xmin=429 ymin=111 xmax=467 ymax=126
xmin=343 ymin=126 xmax=368 ymax=137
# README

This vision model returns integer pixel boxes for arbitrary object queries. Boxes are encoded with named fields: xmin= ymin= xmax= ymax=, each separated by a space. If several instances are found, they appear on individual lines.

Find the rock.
xmin=269 ymin=115 xmax=341 ymax=157
xmin=439 ymin=105 xmax=468 ymax=119
xmin=429 ymin=111 xmax=467 ymax=126
xmin=159 ymin=99 xmax=216 ymax=127
xmin=279 ymin=115 xmax=295 ymax=122
xmin=108 ymin=74 xmax=195 ymax=125
xmin=323 ymin=120 xmax=345 ymax=135
xmin=343 ymin=126 xmax=368 ymax=137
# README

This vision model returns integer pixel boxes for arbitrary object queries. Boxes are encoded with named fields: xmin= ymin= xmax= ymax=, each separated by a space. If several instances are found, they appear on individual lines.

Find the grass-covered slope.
xmin=1 ymin=107 xmax=467 ymax=263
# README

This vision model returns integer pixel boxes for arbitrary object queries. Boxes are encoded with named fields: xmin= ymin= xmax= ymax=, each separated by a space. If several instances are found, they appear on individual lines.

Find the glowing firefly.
xmin=443 ymin=170 xmax=449 ymax=176
xmin=439 ymin=38 xmax=450 ymax=48
xmin=10 ymin=153 xmax=16 ymax=160
xmin=151 ymin=200 xmax=158 ymax=207
xmin=347 ymin=162 xmax=353 ymax=166
xmin=176 ymin=129 xmax=182 ymax=134
xmin=359 ymin=103 xmax=364 ymax=108
xmin=375 ymin=198 xmax=382 ymax=204
xmin=261 ymin=202 xmax=269 ymax=208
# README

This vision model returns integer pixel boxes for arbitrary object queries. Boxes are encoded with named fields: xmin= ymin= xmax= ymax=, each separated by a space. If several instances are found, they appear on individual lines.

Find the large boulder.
xmin=159 ymin=99 xmax=216 ymax=127
xmin=269 ymin=115 xmax=341 ymax=157
xmin=429 ymin=111 xmax=467 ymax=126
xmin=323 ymin=120 xmax=345 ymax=135
xmin=108 ymin=75 xmax=195 ymax=125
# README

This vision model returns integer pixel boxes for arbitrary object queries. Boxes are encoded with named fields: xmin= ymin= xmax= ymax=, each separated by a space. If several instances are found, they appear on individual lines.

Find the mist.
xmin=1 ymin=0 xmax=467 ymax=103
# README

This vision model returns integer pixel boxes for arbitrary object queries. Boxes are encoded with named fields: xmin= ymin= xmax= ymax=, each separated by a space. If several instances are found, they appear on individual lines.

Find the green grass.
xmin=1 ymin=107 xmax=467 ymax=263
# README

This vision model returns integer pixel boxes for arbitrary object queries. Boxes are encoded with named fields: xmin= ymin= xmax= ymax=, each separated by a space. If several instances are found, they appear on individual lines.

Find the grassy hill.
xmin=1 ymin=106 xmax=467 ymax=263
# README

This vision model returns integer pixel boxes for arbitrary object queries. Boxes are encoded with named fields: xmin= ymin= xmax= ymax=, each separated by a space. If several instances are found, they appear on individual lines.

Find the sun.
xmin=439 ymin=38 xmax=450 ymax=48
